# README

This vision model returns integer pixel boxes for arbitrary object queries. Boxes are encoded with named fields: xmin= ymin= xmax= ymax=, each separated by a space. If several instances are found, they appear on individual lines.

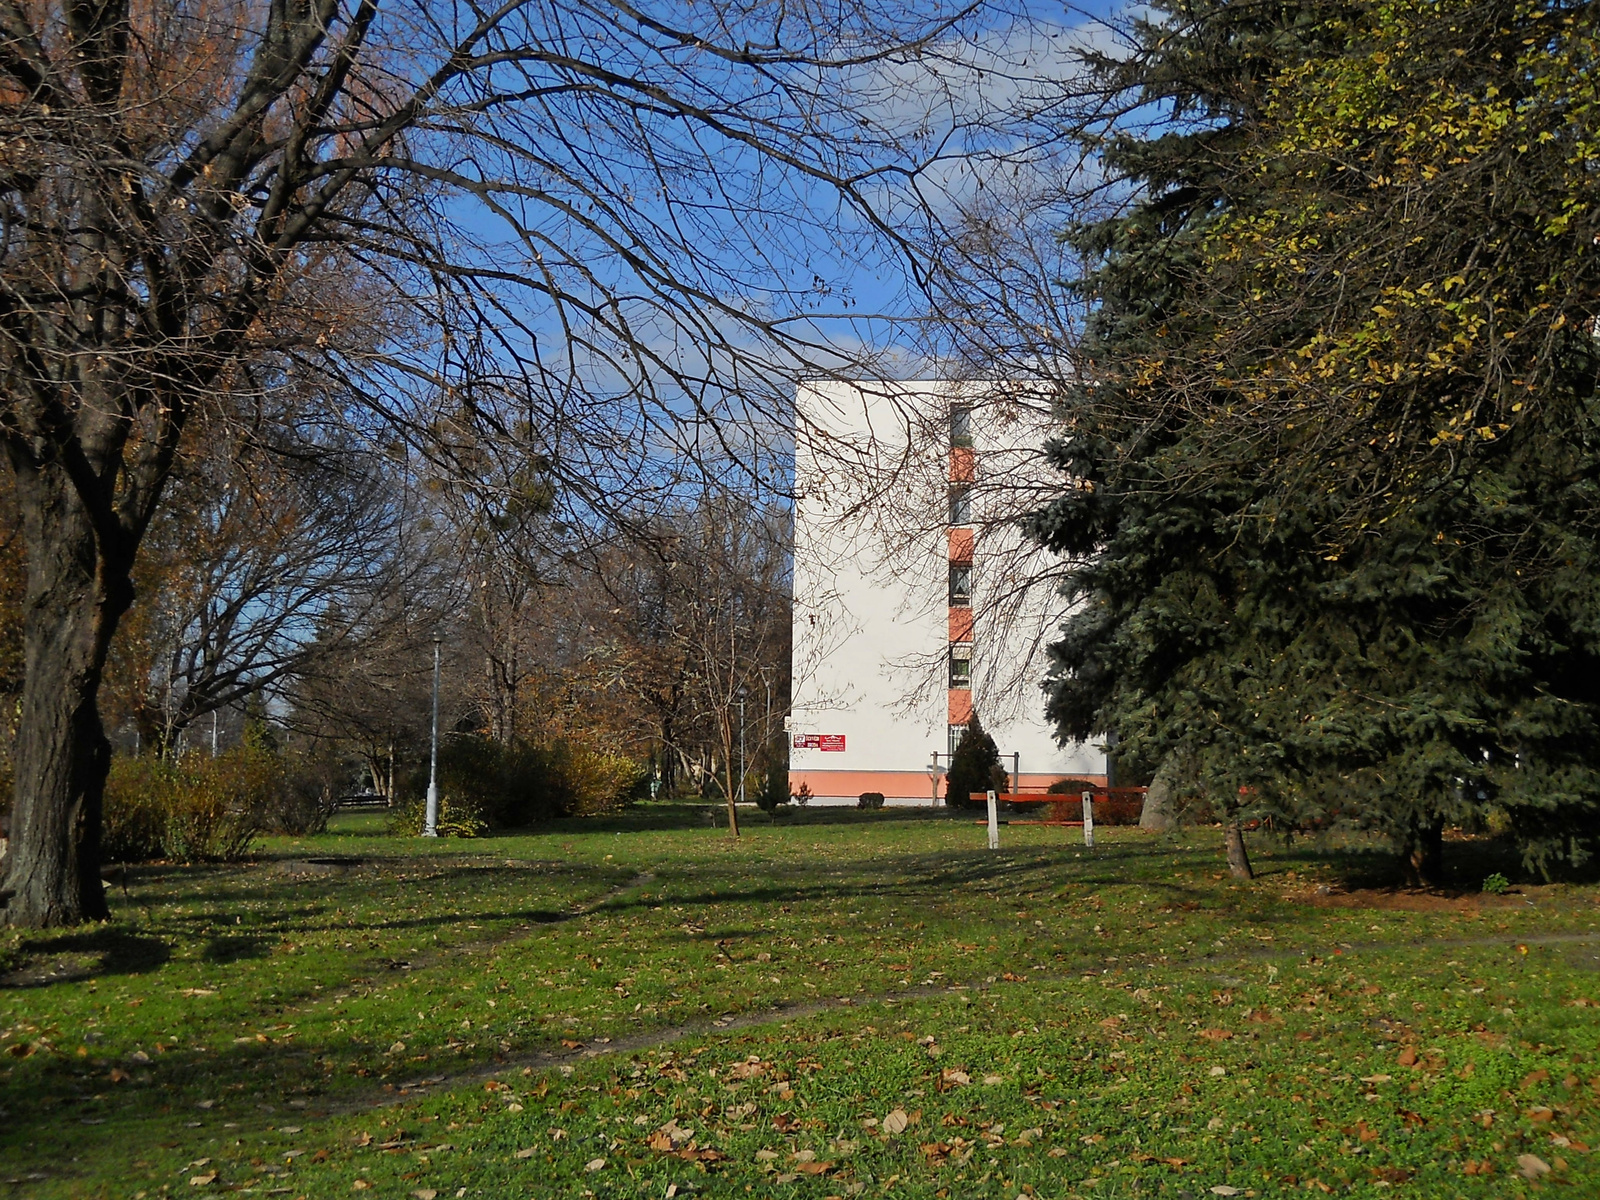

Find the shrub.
xmin=755 ymin=766 xmax=791 ymax=815
xmin=266 ymin=745 xmax=350 ymax=835
xmin=857 ymin=791 xmax=885 ymax=810
xmin=392 ymin=736 xmax=644 ymax=833
xmin=1046 ymin=777 xmax=1102 ymax=795
xmin=1482 ymin=872 xmax=1511 ymax=894
xmin=102 ymin=747 xmax=274 ymax=862
xmin=792 ymin=781 xmax=812 ymax=807
xmin=387 ymin=790 xmax=488 ymax=838
xmin=945 ymin=714 xmax=1005 ymax=808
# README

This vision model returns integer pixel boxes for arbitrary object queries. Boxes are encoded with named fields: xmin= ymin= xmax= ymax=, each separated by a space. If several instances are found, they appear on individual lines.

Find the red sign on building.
xmin=793 ymin=733 xmax=847 ymax=751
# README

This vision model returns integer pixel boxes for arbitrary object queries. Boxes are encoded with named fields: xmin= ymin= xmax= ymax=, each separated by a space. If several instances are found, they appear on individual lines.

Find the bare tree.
xmin=0 ymin=0 xmax=1000 ymax=924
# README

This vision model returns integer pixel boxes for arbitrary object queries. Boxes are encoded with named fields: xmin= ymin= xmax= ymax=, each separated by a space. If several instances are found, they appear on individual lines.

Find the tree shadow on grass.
xmin=0 ymin=929 xmax=170 ymax=988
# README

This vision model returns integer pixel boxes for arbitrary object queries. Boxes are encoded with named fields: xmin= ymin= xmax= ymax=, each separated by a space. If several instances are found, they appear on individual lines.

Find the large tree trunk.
xmin=1139 ymin=756 xmax=1179 ymax=831
xmin=1224 ymin=821 xmax=1254 ymax=880
xmin=1 ymin=461 xmax=135 ymax=927
xmin=1402 ymin=815 xmax=1445 ymax=888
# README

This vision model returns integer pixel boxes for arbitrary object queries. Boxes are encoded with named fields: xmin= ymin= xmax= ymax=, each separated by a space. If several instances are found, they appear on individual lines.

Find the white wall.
xmin=790 ymin=380 xmax=1104 ymax=798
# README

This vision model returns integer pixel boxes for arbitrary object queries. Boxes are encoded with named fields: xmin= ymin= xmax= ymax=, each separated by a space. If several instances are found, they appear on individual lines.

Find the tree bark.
xmin=1403 ymin=815 xmax=1445 ymax=888
xmin=1224 ymin=821 xmax=1254 ymax=880
xmin=1139 ymin=756 xmax=1179 ymax=831
xmin=1 ymin=460 xmax=136 ymax=926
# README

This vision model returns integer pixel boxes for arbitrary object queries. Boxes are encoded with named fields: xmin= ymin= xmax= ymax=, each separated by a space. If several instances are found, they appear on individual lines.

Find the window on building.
xmin=949 ymin=562 xmax=972 ymax=606
xmin=948 ymin=484 xmax=972 ymax=526
xmin=948 ymin=723 xmax=967 ymax=756
xmin=949 ymin=404 xmax=972 ymax=448
xmin=949 ymin=644 xmax=972 ymax=688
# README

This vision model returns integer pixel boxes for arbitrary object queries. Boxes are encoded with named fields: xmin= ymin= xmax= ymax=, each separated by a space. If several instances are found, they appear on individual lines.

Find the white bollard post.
xmin=987 ymin=789 xmax=999 ymax=850
xmin=1081 ymin=790 xmax=1095 ymax=848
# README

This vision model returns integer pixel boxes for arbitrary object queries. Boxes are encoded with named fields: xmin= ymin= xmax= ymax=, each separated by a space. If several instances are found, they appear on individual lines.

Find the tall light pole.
xmin=424 ymin=630 xmax=442 ymax=838
xmin=736 ymin=685 xmax=748 ymax=807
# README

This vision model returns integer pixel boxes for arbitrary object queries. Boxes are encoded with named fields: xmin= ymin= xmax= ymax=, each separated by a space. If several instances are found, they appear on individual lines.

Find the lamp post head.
xmin=736 ymin=685 xmax=748 ymax=702
xmin=432 ymin=629 xmax=443 ymax=645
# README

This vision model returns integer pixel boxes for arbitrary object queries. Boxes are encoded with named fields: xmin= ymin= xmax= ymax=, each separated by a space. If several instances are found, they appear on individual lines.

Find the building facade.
xmin=788 ymin=380 xmax=1106 ymax=804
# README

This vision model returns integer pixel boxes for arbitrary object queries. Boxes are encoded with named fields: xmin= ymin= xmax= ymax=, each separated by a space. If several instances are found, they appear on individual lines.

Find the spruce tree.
xmin=1033 ymin=0 xmax=1600 ymax=882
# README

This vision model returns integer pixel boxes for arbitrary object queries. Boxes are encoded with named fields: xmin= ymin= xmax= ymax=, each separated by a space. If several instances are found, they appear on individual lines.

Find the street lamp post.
xmin=424 ymin=630 xmax=442 ymax=838
xmin=736 ymin=685 xmax=748 ymax=807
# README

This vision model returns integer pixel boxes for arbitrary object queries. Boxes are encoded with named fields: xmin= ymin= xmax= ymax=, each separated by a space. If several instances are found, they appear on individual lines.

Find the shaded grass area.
xmin=2 ymin=811 xmax=1597 ymax=1198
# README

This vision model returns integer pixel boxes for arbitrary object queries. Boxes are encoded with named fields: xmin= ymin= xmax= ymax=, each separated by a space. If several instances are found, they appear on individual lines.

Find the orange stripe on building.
xmin=788 ymin=770 xmax=1109 ymax=803
xmin=949 ymin=607 xmax=974 ymax=642
xmin=947 ymin=526 xmax=974 ymax=563
xmin=949 ymin=446 xmax=975 ymax=483
xmin=948 ymin=688 xmax=972 ymax=724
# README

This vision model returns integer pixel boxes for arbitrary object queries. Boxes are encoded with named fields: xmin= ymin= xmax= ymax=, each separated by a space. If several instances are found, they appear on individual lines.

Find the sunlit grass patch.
xmin=1 ymin=810 xmax=1596 ymax=1197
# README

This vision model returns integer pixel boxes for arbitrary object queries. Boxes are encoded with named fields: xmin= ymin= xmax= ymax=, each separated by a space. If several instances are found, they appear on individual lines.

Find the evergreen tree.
xmin=945 ymin=715 xmax=1005 ymax=809
xmin=1033 ymin=0 xmax=1600 ymax=882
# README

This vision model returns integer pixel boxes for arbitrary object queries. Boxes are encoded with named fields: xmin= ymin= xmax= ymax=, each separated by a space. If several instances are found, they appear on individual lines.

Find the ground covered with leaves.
xmin=2 ymin=806 xmax=1597 ymax=1199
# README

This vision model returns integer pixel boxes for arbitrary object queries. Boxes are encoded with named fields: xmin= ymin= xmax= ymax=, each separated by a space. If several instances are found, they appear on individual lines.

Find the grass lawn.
xmin=2 ymin=805 xmax=1598 ymax=1199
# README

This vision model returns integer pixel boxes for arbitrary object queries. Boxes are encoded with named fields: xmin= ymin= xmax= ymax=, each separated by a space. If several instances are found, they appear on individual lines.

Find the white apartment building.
xmin=789 ymin=379 xmax=1106 ymax=804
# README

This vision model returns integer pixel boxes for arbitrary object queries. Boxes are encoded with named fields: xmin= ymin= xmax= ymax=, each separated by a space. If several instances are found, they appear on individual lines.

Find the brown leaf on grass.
xmin=792 ymin=1160 xmax=834 ymax=1174
xmin=939 ymin=1069 xmax=970 ymax=1088
xmin=1001 ymin=972 xmax=1027 ymax=982
xmin=920 ymin=1142 xmax=951 ymax=1160
xmin=1523 ymin=1069 xmax=1551 ymax=1089
xmin=1369 ymin=1167 xmax=1413 ymax=1183
xmin=188 ymin=1173 xmax=218 ymax=1187
xmin=647 ymin=1132 xmax=675 ymax=1152
xmin=1198 ymin=1029 xmax=1233 ymax=1042
xmin=1527 ymin=1106 xmax=1555 ymax=1123
xmin=677 ymin=1147 xmax=726 ymax=1163
xmin=1517 ymin=1154 xmax=1551 ymax=1179
xmin=1397 ymin=1109 xmax=1425 ymax=1128
xmin=514 ymin=1148 xmax=536 ymax=1159
xmin=1397 ymin=1047 xmax=1418 ymax=1067
xmin=560 ymin=1039 xmax=583 ymax=1049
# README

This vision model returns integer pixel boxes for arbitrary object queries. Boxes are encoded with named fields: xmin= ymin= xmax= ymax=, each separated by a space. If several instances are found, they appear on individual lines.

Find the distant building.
xmin=788 ymin=380 xmax=1105 ymax=804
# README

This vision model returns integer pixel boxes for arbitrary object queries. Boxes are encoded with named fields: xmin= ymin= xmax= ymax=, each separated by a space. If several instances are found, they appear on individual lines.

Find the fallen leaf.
xmin=1199 ymin=1029 xmax=1234 ymax=1042
xmin=413 ymin=1191 xmax=438 ymax=1200
xmin=1210 ymin=1187 xmax=1242 ymax=1196
xmin=1523 ymin=1069 xmax=1551 ymax=1089
xmin=584 ymin=1158 xmax=606 ymax=1172
xmin=352 ymin=1182 xmax=371 ymax=1192
xmin=1526 ymin=1106 xmax=1554 ymax=1123
xmin=1359 ymin=1074 xmax=1392 ymax=1084
xmin=793 ymin=1160 xmax=834 ymax=1175
xmin=755 ymin=1149 xmax=779 ymax=1162
xmin=188 ymin=1174 xmax=217 ymax=1187
xmin=940 ymin=1069 xmax=970 ymax=1088
xmin=387 ymin=1042 xmax=406 ymax=1055
xmin=884 ymin=1109 xmax=910 ymax=1135
xmin=514 ymin=1147 xmax=536 ymax=1159
xmin=1397 ymin=1047 xmax=1418 ymax=1067
xmin=1517 ymin=1154 xmax=1551 ymax=1179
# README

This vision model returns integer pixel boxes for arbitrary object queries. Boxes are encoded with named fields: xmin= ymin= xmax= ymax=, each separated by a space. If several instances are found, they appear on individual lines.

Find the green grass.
xmin=3 ymin=805 xmax=1598 ymax=1199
